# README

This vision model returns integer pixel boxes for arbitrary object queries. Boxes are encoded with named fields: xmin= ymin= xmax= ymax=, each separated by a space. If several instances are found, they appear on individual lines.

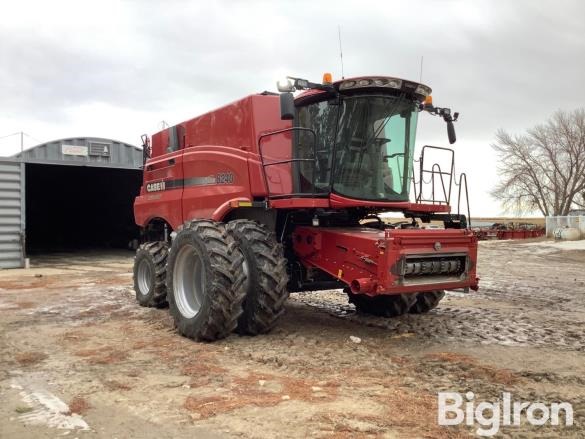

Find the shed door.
xmin=0 ymin=160 xmax=25 ymax=268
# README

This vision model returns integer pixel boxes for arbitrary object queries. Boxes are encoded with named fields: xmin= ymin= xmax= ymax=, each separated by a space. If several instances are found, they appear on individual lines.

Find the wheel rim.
xmin=173 ymin=244 xmax=205 ymax=319
xmin=137 ymin=259 xmax=152 ymax=296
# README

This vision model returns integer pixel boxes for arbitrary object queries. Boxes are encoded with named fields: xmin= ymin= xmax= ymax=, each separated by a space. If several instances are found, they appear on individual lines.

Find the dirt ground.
xmin=0 ymin=240 xmax=584 ymax=438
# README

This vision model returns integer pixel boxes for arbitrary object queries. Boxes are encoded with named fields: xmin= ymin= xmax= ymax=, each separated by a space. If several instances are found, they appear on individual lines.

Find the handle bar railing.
xmin=456 ymin=172 xmax=471 ymax=226
xmin=415 ymin=145 xmax=454 ymax=205
xmin=412 ymin=145 xmax=471 ymax=228
xmin=257 ymin=127 xmax=317 ymax=199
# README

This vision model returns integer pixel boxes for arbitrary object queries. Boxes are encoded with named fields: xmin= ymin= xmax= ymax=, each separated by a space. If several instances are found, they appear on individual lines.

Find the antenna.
xmin=338 ymin=25 xmax=345 ymax=79
xmin=419 ymin=56 xmax=424 ymax=82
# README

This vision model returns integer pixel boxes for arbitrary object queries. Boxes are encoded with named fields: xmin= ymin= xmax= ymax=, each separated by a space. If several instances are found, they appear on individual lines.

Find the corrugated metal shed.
xmin=0 ymin=137 xmax=143 ymax=268
xmin=13 ymin=137 xmax=143 ymax=169
xmin=0 ymin=159 xmax=25 ymax=269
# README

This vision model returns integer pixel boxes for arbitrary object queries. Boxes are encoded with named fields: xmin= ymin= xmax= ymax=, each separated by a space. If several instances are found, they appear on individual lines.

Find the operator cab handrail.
xmin=456 ymin=172 xmax=471 ymax=228
xmin=416 ymin=145 xmax=455 ymax=205
xmin=258 ymin=127 xmax=318 ymax=200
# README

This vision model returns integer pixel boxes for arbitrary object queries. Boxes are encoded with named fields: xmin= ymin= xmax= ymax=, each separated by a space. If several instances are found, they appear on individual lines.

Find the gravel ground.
xmin=0 ymin=240 xmax=584 ymax=438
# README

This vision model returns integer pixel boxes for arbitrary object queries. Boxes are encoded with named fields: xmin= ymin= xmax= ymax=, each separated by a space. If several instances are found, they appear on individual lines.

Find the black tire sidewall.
xmin=134 ymin=248 xmax=157 ymax=306
xmin=166 ymin=228 xmax=214 ymax=338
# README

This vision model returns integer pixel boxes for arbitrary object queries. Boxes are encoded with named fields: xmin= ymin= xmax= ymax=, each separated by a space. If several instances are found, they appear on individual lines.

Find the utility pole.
xmin=20 ymin=131 xmax=24 ymax=153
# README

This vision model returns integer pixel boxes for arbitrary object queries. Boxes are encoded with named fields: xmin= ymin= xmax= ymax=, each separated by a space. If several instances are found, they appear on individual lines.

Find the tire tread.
xmin=133 ymin=241 xmax=169 ymax=308
xmin=167 ymin=220 xmax=246 ymax=341
xmin=226 ymin=220 xmax=289 ymax=335
xmin=409 ymin=290 xmax=445 ymax=314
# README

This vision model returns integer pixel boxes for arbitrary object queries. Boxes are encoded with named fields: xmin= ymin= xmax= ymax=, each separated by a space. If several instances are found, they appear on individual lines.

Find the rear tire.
xmin=346 ymin=289 xmax=416 ymax=317
xmin=133 ymin=241 xmax=169 ymax=308
xmin=409 ymin=290 xmax=445 ymax=314
xmin=226 ymin=220 xmax=289 ymax=335
xmin=166 ymin=220 xmax=246 ymax=341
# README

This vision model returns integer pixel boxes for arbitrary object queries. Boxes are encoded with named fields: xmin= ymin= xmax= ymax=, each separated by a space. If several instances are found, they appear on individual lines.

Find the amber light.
xmin=322 ymin=72 xmax=333 ymax=84
xmin=424 ymin=95 xmax=433 ymax=106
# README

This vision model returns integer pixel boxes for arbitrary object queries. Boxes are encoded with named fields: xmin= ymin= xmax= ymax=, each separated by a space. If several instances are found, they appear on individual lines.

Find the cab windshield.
xmin=295 ymin=94 xmax=418 ymax=201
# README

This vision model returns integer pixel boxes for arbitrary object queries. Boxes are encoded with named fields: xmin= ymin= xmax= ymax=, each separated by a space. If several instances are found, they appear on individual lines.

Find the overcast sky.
xmin=1 ymin=0 xmax=584 ymax=216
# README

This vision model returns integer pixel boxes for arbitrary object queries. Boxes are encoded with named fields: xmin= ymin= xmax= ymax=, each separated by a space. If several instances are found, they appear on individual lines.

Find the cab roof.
xmin=295 ymin=75 xmax=432 ymax=105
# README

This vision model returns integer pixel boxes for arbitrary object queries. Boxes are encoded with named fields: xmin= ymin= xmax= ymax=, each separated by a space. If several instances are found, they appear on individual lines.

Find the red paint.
xmin=329 ymin=193 xmax=452 ymax=213
xmin=293 ymin=226 xmax=479 ymax=295
xmin=134 ymin=94 xmax=291 ymax=229
xmin=134 ymin=149 xmax=184 ymax=230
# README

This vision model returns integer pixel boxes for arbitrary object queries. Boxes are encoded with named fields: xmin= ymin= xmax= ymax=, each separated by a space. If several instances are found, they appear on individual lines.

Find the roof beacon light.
xmin=322 ymin=72 xmax=333 ymax=84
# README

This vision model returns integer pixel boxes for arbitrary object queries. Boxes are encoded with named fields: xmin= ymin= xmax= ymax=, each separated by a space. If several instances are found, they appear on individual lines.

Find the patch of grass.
xmin=15 ymin=406 xmax=33 ymax=414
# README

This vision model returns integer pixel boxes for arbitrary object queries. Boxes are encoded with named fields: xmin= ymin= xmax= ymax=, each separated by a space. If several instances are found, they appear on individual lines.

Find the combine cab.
xmin=133 ymin=74 xmax=479 ymax=341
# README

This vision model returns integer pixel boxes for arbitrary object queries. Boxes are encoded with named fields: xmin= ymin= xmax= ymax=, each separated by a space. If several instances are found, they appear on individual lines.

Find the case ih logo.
xmin=146 ymin=181 xmax=166 ymax=192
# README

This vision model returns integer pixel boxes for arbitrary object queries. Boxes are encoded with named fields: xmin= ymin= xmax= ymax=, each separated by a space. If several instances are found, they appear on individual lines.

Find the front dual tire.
xmin=165 ymin=219 xmax=288 ymax=341
xmin=226 ymin=220 xmax=289 ymax=335
xmin=166 ymin=220 xmax=246 ymax=341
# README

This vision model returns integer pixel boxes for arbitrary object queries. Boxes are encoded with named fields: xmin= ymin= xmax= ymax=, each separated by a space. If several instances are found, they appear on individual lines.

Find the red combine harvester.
xmin=133 ymin=74 xmax=479 ymax=341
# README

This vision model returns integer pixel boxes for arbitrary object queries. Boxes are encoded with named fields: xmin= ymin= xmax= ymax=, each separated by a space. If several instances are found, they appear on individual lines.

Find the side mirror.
xmin=280 ymin=92 xmax=295 ymax=120
xmin=447 ymin=121 xmax=456 ymax=144
xmin=423 ymin=103 xmax=459 ymax=144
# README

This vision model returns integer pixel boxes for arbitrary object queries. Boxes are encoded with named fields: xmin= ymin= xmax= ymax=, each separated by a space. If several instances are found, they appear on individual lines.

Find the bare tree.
xmin=491 ymin=108 xmax=585 ymax=216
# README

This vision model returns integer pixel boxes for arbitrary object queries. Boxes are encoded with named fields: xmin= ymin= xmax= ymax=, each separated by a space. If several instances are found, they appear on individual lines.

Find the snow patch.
xmin=12 ymin=377 xmax=89 ymax=431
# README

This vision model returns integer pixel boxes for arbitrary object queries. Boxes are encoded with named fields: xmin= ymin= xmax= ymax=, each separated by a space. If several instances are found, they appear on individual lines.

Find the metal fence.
xmin=545 ymin=216 xmax=585 ymax=238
